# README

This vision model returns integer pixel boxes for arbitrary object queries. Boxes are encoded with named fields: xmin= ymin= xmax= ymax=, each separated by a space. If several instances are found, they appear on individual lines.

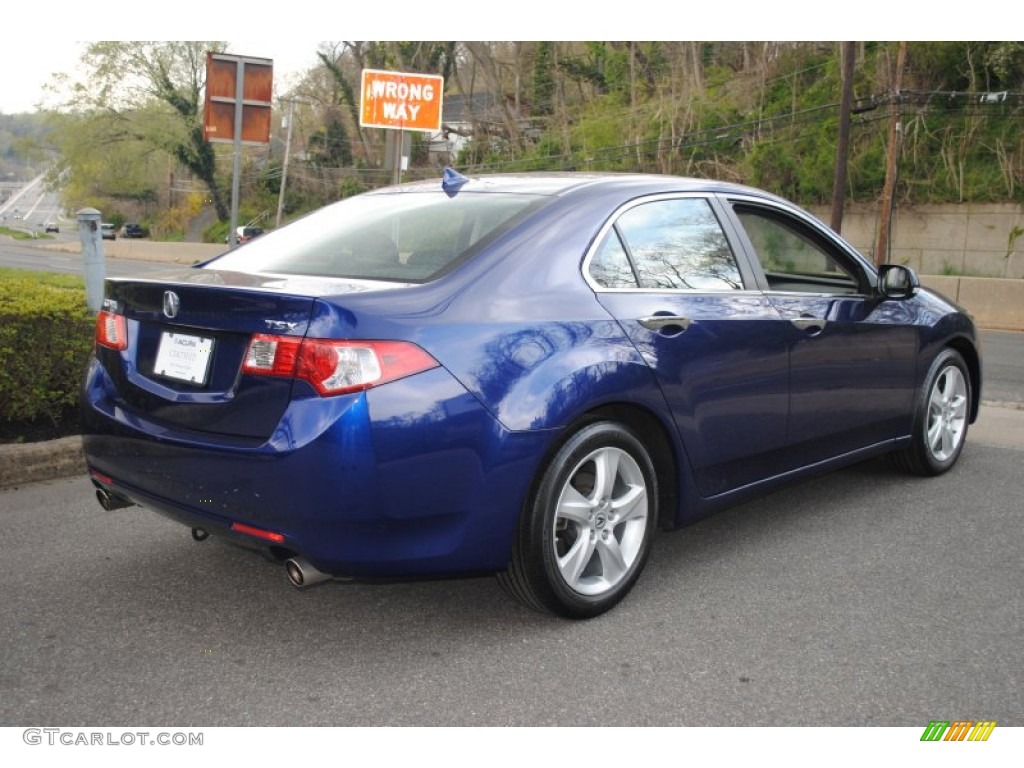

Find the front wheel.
xmin=893 ymin=348 xmax=971 ymax=476
xmin=499 ymin=421 xmax=657 ymax=619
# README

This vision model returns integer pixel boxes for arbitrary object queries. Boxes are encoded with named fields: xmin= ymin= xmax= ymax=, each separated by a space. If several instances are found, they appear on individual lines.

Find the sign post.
xmin=204 ymin=53 xmax=273 ymax=247
xmin=360 ymin=69 xmax=444 ymax=184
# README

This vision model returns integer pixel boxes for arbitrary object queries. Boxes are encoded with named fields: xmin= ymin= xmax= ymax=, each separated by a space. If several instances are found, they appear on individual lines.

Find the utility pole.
xmin=875 ymin=41 xmax=907 ymax=266
xmin=276 ymin=99 xmax=296 ymax=229
xmin=168 ymin=156 xmax=175 ymax=209
xmin=830 ymin=42 xmax=856 ymax=234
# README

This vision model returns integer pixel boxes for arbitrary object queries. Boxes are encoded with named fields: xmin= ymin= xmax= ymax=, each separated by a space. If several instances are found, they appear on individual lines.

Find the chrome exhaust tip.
xmin=95 ymin=488 xmax=134 ymax=511
xmin=285 ymin=557 xmax=333 ymax=589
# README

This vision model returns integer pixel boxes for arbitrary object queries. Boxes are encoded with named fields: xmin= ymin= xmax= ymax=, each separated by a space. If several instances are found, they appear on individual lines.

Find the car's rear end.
xmin=82 ymin=181 xmax=559 ymax=583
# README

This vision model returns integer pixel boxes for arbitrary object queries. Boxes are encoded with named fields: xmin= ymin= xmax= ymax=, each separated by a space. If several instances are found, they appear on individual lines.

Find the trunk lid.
xmin=97 ymin=269 xmax=400 ymax=440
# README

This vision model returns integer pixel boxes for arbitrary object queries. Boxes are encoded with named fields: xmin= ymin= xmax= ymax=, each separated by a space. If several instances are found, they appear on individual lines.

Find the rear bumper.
xmin=83 ymin=361 xmax=552 ymax=579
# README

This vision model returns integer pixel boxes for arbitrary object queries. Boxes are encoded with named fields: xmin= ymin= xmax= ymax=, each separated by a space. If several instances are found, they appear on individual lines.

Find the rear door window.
xmin=588 ymin=197 xmax=743 ymax=291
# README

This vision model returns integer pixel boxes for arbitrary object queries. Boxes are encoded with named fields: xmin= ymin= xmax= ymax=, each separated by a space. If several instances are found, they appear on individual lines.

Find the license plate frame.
xmin=153 ymin=331 xmax=215 ymax=386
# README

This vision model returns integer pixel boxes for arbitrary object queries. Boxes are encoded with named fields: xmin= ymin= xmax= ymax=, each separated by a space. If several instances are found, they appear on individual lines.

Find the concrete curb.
xmin=0 ymin=436 xmax=85 ymax=489
xmin=2 ymin=404 xmax=1021 ymax=491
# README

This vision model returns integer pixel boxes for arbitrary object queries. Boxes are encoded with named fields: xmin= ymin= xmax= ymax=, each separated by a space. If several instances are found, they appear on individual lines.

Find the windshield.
xmin=208 ymin=190 xmax=542 ymax=282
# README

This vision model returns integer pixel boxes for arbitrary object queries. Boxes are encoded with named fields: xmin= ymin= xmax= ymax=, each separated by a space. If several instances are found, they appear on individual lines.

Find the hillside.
xmin=10 ymin=41 xmax=1024 ymax=236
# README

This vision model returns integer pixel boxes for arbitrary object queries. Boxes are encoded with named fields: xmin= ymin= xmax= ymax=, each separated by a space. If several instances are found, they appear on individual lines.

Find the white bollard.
xmin=77 ymin=207 xmax=105 ymax=313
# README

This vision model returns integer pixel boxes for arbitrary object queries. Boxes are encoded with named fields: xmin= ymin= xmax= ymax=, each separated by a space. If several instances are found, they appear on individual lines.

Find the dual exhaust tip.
xmin=285 ymin=557 xmax=334 ymax=589
xmin=191 ymin=531 xmax=334 ymax=591
xmin=191 ymin=531 xmax=333 ymax=590
xmin=95 ymin=488 xmax=134 ymax=512
xmin=94 ymin=486 xmax=333 ymax=591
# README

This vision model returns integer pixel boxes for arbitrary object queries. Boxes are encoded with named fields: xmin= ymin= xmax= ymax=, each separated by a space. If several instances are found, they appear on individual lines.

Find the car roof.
xmin=370 ymin=171 xmax=786 ymax=203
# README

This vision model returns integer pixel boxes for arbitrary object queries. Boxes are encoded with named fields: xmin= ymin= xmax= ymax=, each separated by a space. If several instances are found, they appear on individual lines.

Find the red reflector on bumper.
xmin=230 ymin=522 xmax=286 ymax=544
xmin=90 ymin=470 xmax=114 ymax=485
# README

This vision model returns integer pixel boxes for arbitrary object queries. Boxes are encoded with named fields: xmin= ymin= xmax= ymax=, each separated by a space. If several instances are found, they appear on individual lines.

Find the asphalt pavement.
xmin=0 ymin=434 xmax=1020 ymax=727
xmin=981 ymin=330 xmax=1024 ymax=407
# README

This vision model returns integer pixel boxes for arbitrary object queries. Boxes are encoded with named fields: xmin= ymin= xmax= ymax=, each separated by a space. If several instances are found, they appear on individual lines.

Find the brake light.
xmin=95 ymin=311 xmax=128 ymax=350
xmin=242 ymin=336 xmax=439 ymax=396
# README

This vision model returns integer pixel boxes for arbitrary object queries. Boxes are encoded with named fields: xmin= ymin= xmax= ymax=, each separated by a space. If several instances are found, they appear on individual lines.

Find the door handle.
xmin=790 ymin=316 xmax=826 ymax=333
xmin=638 ymin=315 xmax=692 ymax=332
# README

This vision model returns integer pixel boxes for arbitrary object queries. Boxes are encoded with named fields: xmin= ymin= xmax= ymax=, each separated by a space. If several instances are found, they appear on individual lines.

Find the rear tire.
xmin=499 ymin=421 xmax=657 ymax=619
xmin=892 ymin=348 xmax=971 ymax=476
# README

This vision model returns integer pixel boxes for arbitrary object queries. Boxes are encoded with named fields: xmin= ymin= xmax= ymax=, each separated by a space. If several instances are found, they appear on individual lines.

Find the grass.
xmin=0 ymin=226 xmax=54 ymax=241
xmin=0 ymin=266 xmax=85 ymax=290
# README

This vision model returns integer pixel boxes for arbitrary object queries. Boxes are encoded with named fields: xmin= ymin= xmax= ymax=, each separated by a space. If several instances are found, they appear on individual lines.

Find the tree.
xmin=52 ymin=41 xmax=231 ymax=221
xmin=307 ymin=108 xmax=353 ymax=168
xmin=533 ymin=42 xmax=555 ymax=117
xmin=46 ymin=108 xmax=163 ymax=211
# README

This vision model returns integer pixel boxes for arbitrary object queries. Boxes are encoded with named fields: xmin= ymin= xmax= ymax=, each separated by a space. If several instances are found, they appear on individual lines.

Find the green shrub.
xmin=0 ymin=273 xmax=94 ymax=425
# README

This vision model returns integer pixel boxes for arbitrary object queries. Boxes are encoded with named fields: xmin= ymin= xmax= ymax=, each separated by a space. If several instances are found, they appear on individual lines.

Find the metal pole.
xmin=229 ymin=59 xmax=245 ymax=248
xmin=393 ymin=129 xmax=403 ymax=185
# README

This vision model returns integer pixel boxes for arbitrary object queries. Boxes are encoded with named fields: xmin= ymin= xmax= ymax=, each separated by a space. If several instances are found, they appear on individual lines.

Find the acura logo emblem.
xmin=162 ymin=290 xmax=180 ymax=319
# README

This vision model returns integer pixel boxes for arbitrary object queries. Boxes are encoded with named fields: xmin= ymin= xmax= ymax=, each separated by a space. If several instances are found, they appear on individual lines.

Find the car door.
xmin=724 ymin=196 xmax=918 ymax=468
xmin=586 ymin=194 xmax=790 ymax=498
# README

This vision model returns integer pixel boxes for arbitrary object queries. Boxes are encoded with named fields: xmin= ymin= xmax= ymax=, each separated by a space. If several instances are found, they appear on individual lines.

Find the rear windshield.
xmin=208 ymin=191 xmax=541 ymax=282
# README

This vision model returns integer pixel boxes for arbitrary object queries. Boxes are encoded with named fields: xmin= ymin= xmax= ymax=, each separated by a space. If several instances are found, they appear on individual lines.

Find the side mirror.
xmin=877 ymin=264 xmax=920 ymax=300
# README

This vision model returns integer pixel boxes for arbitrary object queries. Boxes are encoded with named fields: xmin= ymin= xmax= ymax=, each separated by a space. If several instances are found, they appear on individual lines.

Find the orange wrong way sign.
xmin=360 ymin=69 xmax=444 ymax=132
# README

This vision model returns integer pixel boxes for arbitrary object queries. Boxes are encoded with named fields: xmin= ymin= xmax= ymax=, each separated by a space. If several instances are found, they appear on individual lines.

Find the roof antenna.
xmin=441 ymin=167 xmax=469 ymax=197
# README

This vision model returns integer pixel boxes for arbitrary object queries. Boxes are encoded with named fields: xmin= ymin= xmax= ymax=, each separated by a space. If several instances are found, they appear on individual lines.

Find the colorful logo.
xmin=920 ymin=721 xmax=997 ymax=741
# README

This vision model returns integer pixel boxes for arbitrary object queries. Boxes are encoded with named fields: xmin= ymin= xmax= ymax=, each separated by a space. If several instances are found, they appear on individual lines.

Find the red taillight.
xmin=95 ymin=311 xmax=128 ymax=350
xmin=230 ymin=522 xmax=286 ymax=544
xmin=242 ymin=334 xmax=302 ymax=377
xmin=242 ymin=336 xmax=439 ymax=396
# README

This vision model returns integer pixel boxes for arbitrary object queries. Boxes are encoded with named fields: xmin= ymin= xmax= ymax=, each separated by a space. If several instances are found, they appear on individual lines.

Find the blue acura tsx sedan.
xmin=82 ymin=171 xmax=981 ymax=618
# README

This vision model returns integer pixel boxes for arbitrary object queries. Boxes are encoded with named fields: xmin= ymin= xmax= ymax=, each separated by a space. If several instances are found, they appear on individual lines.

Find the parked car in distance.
xmin=225 ymin=226 xmax=264 ymax=244
xmin=121 ymin=223 xmax=147 ymax=238
xmin=82 ymin=171 xmax=982 ymax=619
xmin=44 ymin=221 xmax=59 ymax=233
xmin=100 ymin=223 xmax=116 ymax=240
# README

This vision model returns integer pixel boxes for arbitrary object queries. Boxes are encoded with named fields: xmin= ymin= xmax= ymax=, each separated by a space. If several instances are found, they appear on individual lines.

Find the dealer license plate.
xmin=154 ymin=331 xmax=214 ymax=385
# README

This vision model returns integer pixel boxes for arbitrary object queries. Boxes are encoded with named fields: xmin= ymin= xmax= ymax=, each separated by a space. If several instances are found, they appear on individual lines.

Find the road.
xmin=0 ymin=426 xmax=1021 ymax=727
xmin=0 ymin=173 xmax=63 ymax=234
xmin=0 ymin=237 xmax=188 ymax=278
xmin=982 ymin=331 xmax=1024 ymax=406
